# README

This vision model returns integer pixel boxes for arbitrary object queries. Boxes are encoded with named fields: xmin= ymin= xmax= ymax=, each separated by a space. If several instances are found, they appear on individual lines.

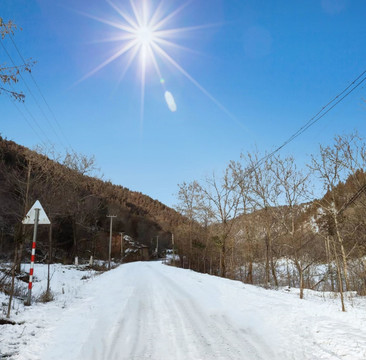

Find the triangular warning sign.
xmin=22 ymin=200 xmax=51 ymax=225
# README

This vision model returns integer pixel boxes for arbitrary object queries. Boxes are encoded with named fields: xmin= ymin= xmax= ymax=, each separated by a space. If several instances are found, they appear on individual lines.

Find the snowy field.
xmin=1 ymin=261 xmax=366 ymax=360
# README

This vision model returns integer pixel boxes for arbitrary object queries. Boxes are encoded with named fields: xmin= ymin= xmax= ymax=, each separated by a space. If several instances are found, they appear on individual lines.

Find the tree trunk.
xmin=286 ymin=258 xmax=291 ymax=288
xmin=325 ymin=236 xmax=335 ymax=292
xmin=7 ymin=243 xmax=19 ymax=318
xmin=72 ymin=218 xmax=78 ymax=261
xmin=269 ymin=237 xmax=278 ymax=287
xmin=299 ymin=269 xmax=304 ymax=299
xmin=0 ymin=227 xmax=3 ymax=254
xmin=270 ymin=256 xmax=278 ymax=287
xmin=294 ymin=258 xmax=304 ymax=299
xmin=265 ymin=238 xmax=270 ymax=286
xmin=220 ymin=248 xmax=224 ymax=278
xmin=16 ymin=161 xmax=32 ymax=273
xmin=189 ymin=220 xmax=193 ymax=270
xmin=332 ymin=237 xmax=346 ymax=312
xmin=247 ymin=261 xmax=253 ymax=284
xmin=334 ymin=215 xmax=350 ymax=291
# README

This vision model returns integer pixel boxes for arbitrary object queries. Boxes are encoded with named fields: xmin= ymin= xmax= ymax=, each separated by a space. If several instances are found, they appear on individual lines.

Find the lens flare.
xmin=164 ymin=91 xmax=177 ymax=112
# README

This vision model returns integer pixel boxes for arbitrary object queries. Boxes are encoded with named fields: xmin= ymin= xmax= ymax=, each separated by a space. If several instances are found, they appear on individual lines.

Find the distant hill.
xmin=0 ymin=136 xmax=186 ymax=262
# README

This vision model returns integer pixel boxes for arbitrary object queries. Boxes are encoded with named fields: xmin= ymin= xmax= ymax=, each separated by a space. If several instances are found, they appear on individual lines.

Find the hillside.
xmin=0 ymin=136 xmax=186 ymax=262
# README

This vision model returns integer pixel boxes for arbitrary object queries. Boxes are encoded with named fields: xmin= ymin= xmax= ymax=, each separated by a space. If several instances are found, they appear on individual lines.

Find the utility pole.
xmin=107 ymin=215 xmax=117 ymax=270
xmin=155 ymin=235 xmax=159 ymax=258
xmin=172 ymin=233 xmax=175 ymax=267
xmin=119 ymin=232 xmax=124 ymax=263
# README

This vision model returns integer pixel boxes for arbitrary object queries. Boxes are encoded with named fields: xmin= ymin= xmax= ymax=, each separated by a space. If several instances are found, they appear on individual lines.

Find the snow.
xmin=1 ymin=261 xmax=366 ymax=359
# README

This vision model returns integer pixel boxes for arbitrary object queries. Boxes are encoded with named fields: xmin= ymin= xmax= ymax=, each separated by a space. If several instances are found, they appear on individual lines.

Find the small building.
xmin=112 ymin=234 xmax=150 ymax=262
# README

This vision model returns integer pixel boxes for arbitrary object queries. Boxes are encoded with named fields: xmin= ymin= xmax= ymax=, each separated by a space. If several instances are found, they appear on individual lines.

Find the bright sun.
xmin=80 ymin=0 xmax=234 ymax=121
xmin=135 ymin=26 xmax=155 ymax=47
xmin=80 ymin=0 xmax=188 ymax=80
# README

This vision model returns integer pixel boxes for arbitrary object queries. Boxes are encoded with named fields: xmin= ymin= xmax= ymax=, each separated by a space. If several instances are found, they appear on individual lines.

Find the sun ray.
xmin=129 ymin=0 xmax=144 ymax=28
xmin=79 ymin=11 xmax=135 ymax=33
xmin=118 ymin=44 xmax=140 ymax=84
xmin=111 ymin=44 xmax=141 ymax=95
xmin=106 ymin=0 xmax=139 ymax=29
xmin=151 ymin=43 xmax=248 ymax=130
xmin=147 ymin=0 xmax=166 ymax=29
xmin=151 ymin=0 xmax=193 ymax=31
xmin=154 ymin=37 xmax=206 ymax=56
xmin=87 ymin=34 xmax=136 ymax=44
xmin=147 ymin=45 xmax=164 ymax=84
xmin=141 ymin=0 xmax=150 ymax=27
xmin=77 ymin=39 xmax=139 ymax=84
xmin=139 ymin=44 xmax=147 ymax=131
xmin=155 ymin=23 xmax=223 ymax=38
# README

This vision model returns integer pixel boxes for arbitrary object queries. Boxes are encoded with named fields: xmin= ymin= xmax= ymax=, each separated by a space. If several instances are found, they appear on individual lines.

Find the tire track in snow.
xmin=151 ymin=264 xmax=276 ymax=360
xmin=40 ymin=262 xmax=279 ymax=360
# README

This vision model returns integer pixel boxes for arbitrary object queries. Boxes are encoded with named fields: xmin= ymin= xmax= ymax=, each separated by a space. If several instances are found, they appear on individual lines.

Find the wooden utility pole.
xmin=172 ymin=233 xmax=175 ymax=266
xmin=107 ymin=215 xmax=117 ymax=270
xmin=155 ymin=235 xmax=159 ymax=258
xmin=119 ymin=232 xmax=124 ymax=263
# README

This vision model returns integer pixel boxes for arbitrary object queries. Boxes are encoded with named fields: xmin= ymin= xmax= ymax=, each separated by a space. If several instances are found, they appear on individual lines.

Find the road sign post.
xmin=25 ymin=208 xmax=40 ymax=306
xmin=22 ymin=200 xmax=51 ymax=306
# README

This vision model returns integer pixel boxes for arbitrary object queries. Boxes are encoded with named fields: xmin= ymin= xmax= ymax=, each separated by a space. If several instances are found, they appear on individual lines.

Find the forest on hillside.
xmin=0 ymin=137 xmax=185 ymax=264
xmin=173 ymin=133 xmax=366 ymax=309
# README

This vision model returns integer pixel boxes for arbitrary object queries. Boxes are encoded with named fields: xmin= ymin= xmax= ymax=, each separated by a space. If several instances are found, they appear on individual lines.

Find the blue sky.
xmin=1 ymin=0 xmax=366 ymax=207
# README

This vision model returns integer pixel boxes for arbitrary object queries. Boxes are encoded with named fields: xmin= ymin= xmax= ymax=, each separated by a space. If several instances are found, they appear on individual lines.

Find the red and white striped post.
xmin=25 ymin=208 xmax=40 ymax=306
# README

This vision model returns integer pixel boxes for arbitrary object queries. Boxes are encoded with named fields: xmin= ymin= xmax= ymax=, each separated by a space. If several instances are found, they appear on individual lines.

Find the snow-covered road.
xmin=39 ymin=262 xmax=276 ymax=360
xmin=11 ymin=261 xmax=366 ymax=360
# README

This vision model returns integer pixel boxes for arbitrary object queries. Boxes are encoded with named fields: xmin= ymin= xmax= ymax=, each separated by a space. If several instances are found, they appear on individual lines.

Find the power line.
xmin=9 ymin=34 xmax=73 ymax=149
xmin=338 ymin=183 xmax=366 ymax=215
xmin=5 ymin=80 xmax=54 ymax=147
xmin=250 ymin=70 xmax=366 ymax=173
xmin=7 ymin=92 xmax=48 ymax=148
xmin=0 ymin=38 xmax=67 ymax=150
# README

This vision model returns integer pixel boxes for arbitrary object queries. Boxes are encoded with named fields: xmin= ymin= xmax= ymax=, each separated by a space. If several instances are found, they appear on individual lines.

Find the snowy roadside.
xmin=0 ymin=263 xmax=103 ymax=359
xmin=1 ymin=261 xmax=366 ymax=359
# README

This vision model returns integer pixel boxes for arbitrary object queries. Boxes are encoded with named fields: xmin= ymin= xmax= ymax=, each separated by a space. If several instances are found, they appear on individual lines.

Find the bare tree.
xmin=0 ymin=18 xmax=34 ymax=101
xmin=239 ymin=152 xmax=280 ymax=286
xmin=62 ymin=151 xmax=99 ymax=177
xmin=270 ymin=155 xmax=313 ymax=298
xmin=198 ymin=167 xmax=241 ymax=278
xmin=175 ymin=181 xmax=202 ymax=269
xmin=229 ymin=160 xmax=257 ymax=282
xmin=309 ymin=135 xmax=357 ymax=292
xmin=57 ymin=150 xmax=101 ymax=263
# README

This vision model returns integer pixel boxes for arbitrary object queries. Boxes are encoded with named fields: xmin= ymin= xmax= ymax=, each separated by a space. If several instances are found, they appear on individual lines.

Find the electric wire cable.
xmin=9 ymin=34 xmax=73 ymax=149
xmin=7 ymin=82 xmax=54 ymax=147
xmin=249 ymin=69 xmax=366 ymax=174
xmin=0 ymin=38 xmax=67 ymax=149
xmin=7 ymin=92 xmax=48 ymax=148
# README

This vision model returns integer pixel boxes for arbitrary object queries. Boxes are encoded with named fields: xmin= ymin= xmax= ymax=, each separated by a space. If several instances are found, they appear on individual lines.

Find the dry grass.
xmin=37 ymin=289 xmax=54 ymax=303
